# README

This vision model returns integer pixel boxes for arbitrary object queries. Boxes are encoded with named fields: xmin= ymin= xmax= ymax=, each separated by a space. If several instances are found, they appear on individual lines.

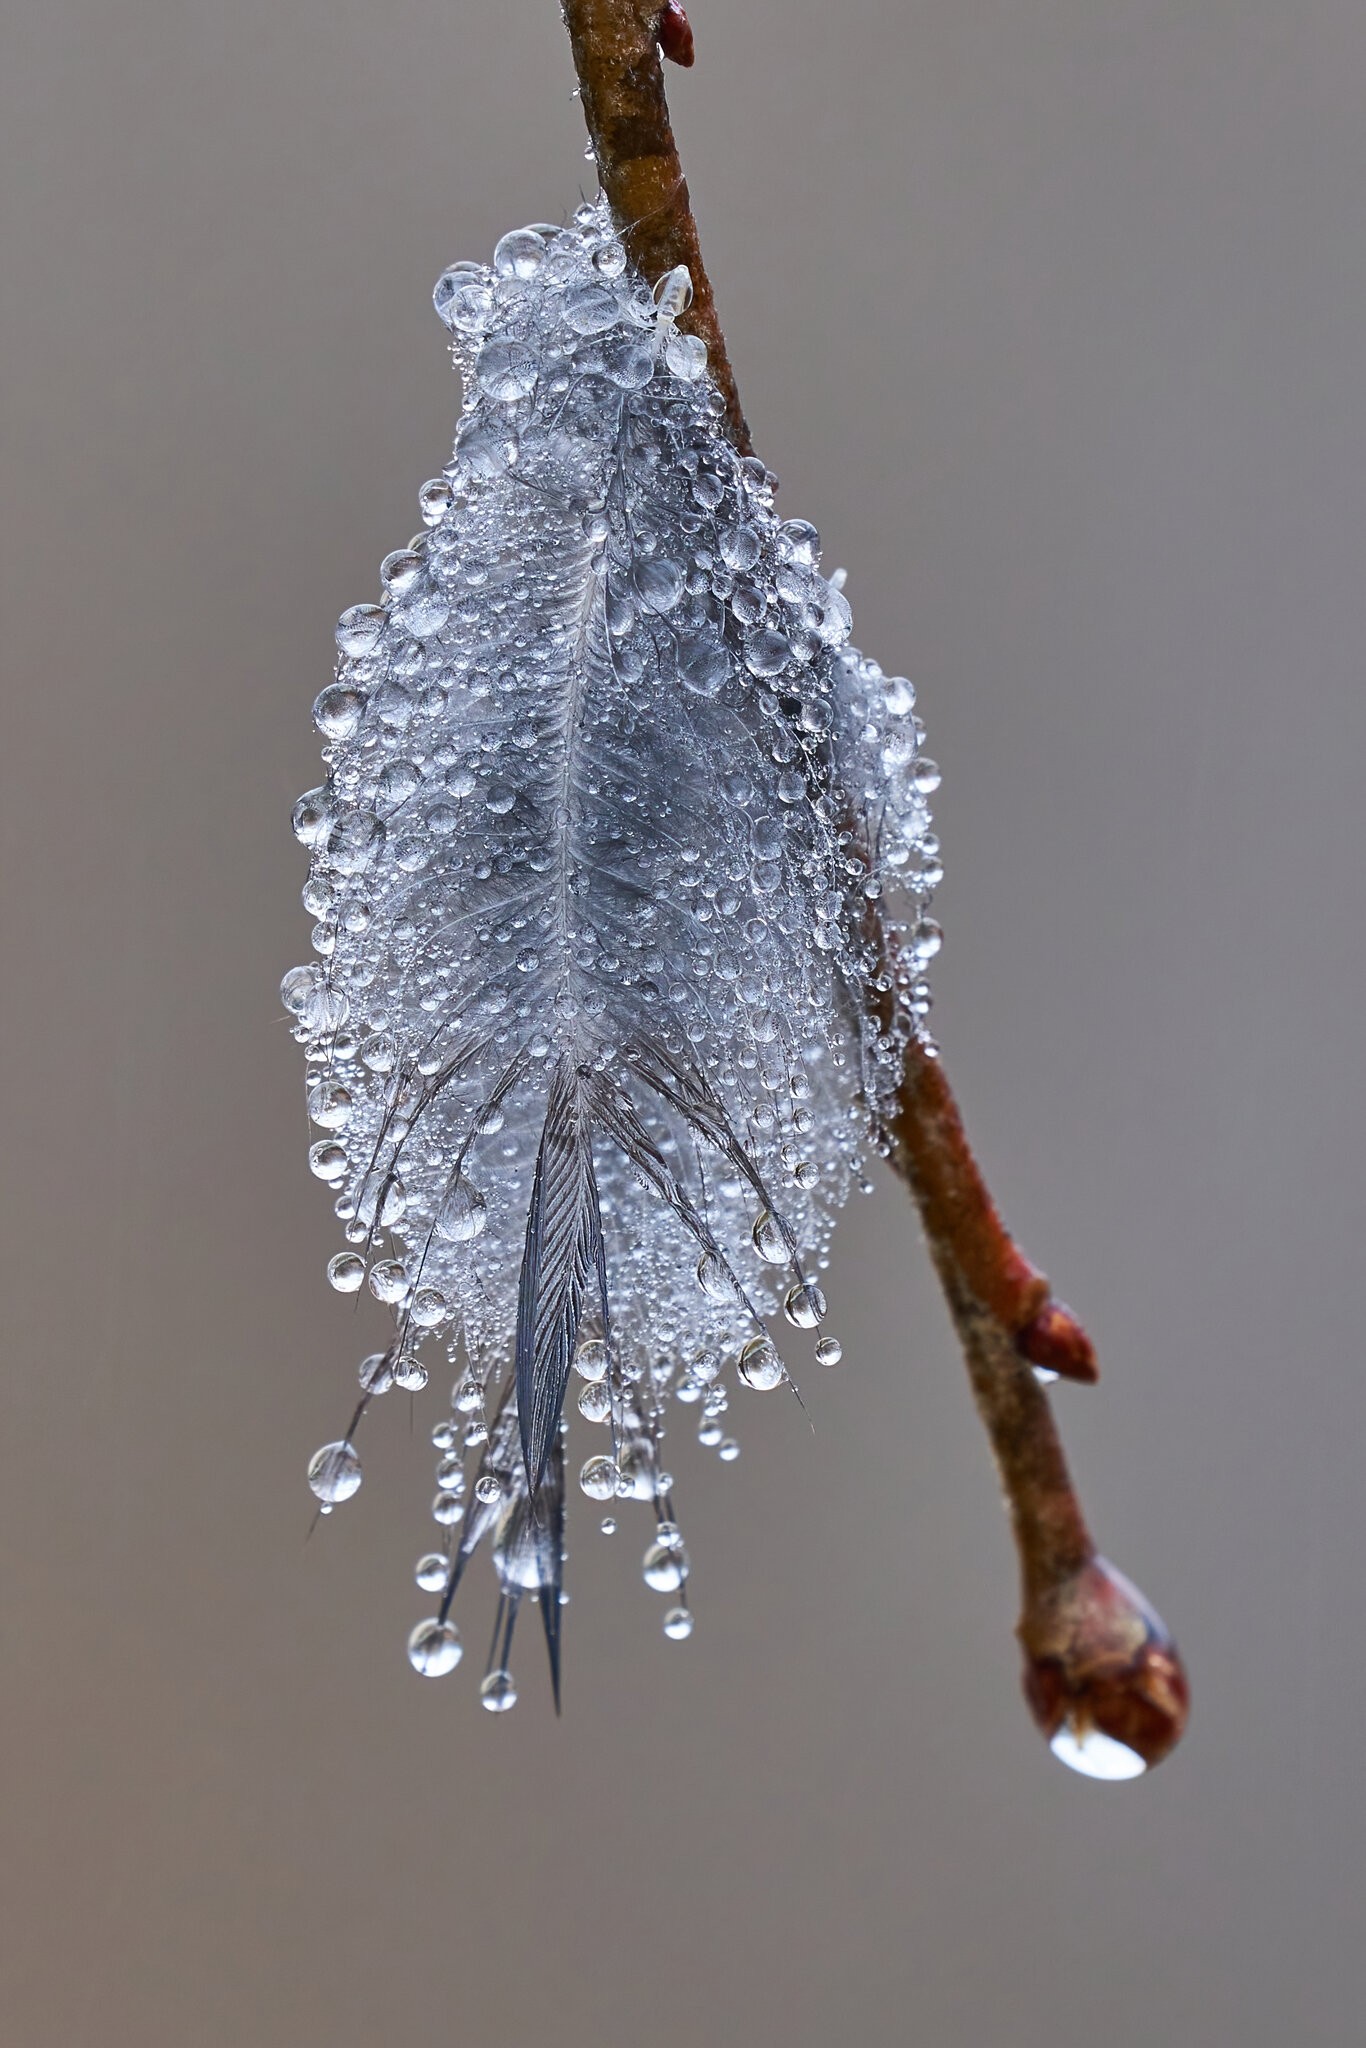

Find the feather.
xmin=290 ymin=199 xmax=943 ymax=1697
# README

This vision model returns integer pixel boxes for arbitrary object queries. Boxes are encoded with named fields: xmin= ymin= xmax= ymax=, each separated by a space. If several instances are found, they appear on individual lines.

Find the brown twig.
xmin=560 ymin=0 xmax=1188 ymax=1772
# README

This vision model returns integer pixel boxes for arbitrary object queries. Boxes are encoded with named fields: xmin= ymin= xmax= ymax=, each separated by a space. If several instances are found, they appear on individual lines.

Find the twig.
xmin=560 ymin=0 xmax=1189 ymax=1771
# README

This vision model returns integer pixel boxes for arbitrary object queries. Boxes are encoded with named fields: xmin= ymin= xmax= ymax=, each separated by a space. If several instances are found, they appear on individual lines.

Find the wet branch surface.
xmin=561 ymin=0 xmax=1188 ymax=1770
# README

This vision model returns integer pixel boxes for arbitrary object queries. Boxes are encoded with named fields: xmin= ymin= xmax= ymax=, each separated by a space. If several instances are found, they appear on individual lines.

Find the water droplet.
xmin=643 ymin=1539 xmax=689 ymax=1592
xmin=783 ymin=1279 xmax=827 ymax=1329
xmin=434 ymin=271 xmax=493 ymax=332
xmin=435 ymin=1178 xmax=488 ymax=1243
xmin=410 ymin=1286 xmax=448 ymax=1328
xmin=911 ymin=757 xmax=942 ymax=796
xmin=327 ymin=1253 xmax=365 ymax=1294
xmin=718 ymin=1438 xmax=741 ymax=1462
xmin=335 ymin=603 xmax=384 ymax=658
xmin=480 ymin=1668 xmax=518 ymax=1712
xmin=910 ymin=917 xmax=943 ymax=964
xmin=743 ymin=628 xmax=792 ymax=678
xmin=313 ymin=684 xmax=366 ymax=741
xmin=574 ymin=1337 xmax=609 ymax=1382
xmin=676 ymin=635 xmax=728 ymax=698
xmin=599 ymin=1514 xmax=617 ymax=1536
xmin=380 ymin=548 xmax=423 ymax=596
xmin=431 ymin=1491 xmax=465 ymax=1526
xmin=474 ymin=1473 xmax=502 ymax=1505
xmin=308 ymin=1140 xmax=347 ymax=1182
xmin=307 ymin=1080 xmax=353 ymax=1130
xmin=653 ymin=265 xmax=693 ymax=318
xmin=579 ymin=1454 xmax=619 ymax=1501
xmin=368 ymin=1259 xmax=408 ymax=1304
xmin=308 ymin=1439 xmax=361 ymax=1503
xmin=664 ymin=330 xmax=708 ymax=381
xmin=291 ymin=788 xmax=334 ymax=848
xmin=663 ymin=1606 xmax=694 ymax=1640
xmin=1049 ymin=1724 xmax=1147 ymax=1781
xmin=327 ymin=809 xmax=386 ymax=876
xmin=415 ymin=1553 xmax=449 ymax=1593
xmin=815 ymin=1335 xmax=843 ymax=1367
xmin=751 ymin=1210 xmax=788 ymax=1264
xmin=696 ymin=1252 xmax=732 ymax=1304
xmin=737 ymin=1336 xmax=785 ymax=1391
xmin=358 ymin=1349 xmax=396 ymax=1394
xmin=418 ymin=477 xmax=453 ymax=526
xmin=476 ymin=339 xmax=539 ymax=403
xmin=578 ymin=1380 xmax=611 ymax=1422
xmin=407 ymin=1618 xmax=463 ymax=1676
xmin=493 ymin=228 xmax=545 ymax=279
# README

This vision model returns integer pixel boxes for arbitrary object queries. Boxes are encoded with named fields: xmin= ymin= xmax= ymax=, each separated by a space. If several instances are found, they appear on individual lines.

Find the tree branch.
xmin=560 ymin=0 xmax=1188 ymax=1773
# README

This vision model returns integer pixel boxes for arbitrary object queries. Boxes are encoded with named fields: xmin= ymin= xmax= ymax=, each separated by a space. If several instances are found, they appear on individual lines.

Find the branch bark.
xmin=559 ymin=0 xmax=1188 ymax=1772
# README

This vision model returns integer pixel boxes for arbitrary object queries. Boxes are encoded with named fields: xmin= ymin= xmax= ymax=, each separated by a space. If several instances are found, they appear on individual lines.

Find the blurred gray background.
xmin=2 ymin=2 xmax=1362 ymax=2042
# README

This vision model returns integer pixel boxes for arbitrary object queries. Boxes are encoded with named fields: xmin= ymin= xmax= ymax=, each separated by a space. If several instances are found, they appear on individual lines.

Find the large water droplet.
xmin=435 ymin=1178 xmax=488 ymax=1243
xmin=737 ymin=1337 xmax=785 ymax=1391
xmin=579 ymin=1454 xmax=619 ymax=1501
xmin=480 ymin=1669 xmax=518 ymax=1712
xmin=407 ymin=1618 xmax=463 ymax=1677
xmin=308 ymin=1439 xmax=361 ymax=1504
xmin=643 ymin=1539 xmax=689 ymax=1592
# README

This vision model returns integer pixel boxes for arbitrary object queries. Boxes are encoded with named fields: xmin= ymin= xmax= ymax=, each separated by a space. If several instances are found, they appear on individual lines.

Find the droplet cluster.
xmin=287 ymin=198 xmax=941 ymax=1703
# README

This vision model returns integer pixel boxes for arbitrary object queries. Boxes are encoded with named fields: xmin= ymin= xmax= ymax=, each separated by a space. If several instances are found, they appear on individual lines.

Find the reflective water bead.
xmin=409 ymin=1287 xmax=447 ymax=1329
xmin=599 ymin=1514 xmax=617 ymax=1536
xmin=664 ymin=330 xmax=708 ymax=381
xmin=313 ymin=684 xmax=366 ymax=741
xmin=418 ymin=477 xmax=453 ymax=526
xmin=911 ymin=757 xmax=942 ymax=796
xmin=327 ymin=809 xmax=385 ymax=876
xmin=474 ymin=1474 xmax=502 ymax=1506
xmin=751 ymin=1209 xmax=788 ymax=1264
xmin=476 ymin=339 xmax=538 ymax=403
xmin=368 ymin=1260 xmax=408 ymax=1305
xmin=574 ymin=1337 xmax=609 ymax=1382
xmin=431 ymin=1491 xmax=465 ymax=1526
xmin=434 ymin=1178 xmax=488 ymax=1243
xmin=415 ymin=1552 xmax=449 ymax=1593
xmin=291 ymin=787 xmax=333 ymax=848
xmin=593 ymin=239 xmax=627 ymax=277
xmin=579 ymin=1454 xmax=619 ymax=1501
xmin=326 ymin=1253 xmax=365 ymax=1294
xmin=652 ymin=264 xmax=693 ymax=318
xmin=578 ymin=1380 xmax=611 ymax=1423
xmin=335 ymin=603 xmax=384 ymax=657
xmin=815 ymin=1335 xmax=844 ymax=1367
xmin=358 ymin=1349 xmax=396 ymax=1395
xmin=643 ymin=1539 xmax=689 ymax=1593
xmin=663 ymin=1606 xmax=694 ymax=1641
xmin=407 ymin=1618 xmax=463 ymax=1677
xmin=910 ymin=918 xmax=943 ymax=964
xmin=632 ymin=556 xmax=684 ymax=613
xmin=308 ymin=1439 xmax=361 ymax=1504
xmin=434 ymin=274 xmax=494 ymax=334
xmin=737 ymin=1336 xmax=785 ymax=1391
xmin=308 ymin=1141 xmax=347 ymax=1183
xmin=493 ymin=228 xmax=545 ymax=278
xmin=394 ymin=1355 xmax=428 ymax=1393
xmin=783 ymin=1280 xmax=827 ymax=1329
xmin=695 ymin=1252 xmax=733 ymax=1304
xmin=380 ymin=548 xmax=423 ymax=596
xmin=479 ymin=1669 xmax=518 ymax=1712
xmin=307 ymin=1080 xmax=352 ymax=1130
